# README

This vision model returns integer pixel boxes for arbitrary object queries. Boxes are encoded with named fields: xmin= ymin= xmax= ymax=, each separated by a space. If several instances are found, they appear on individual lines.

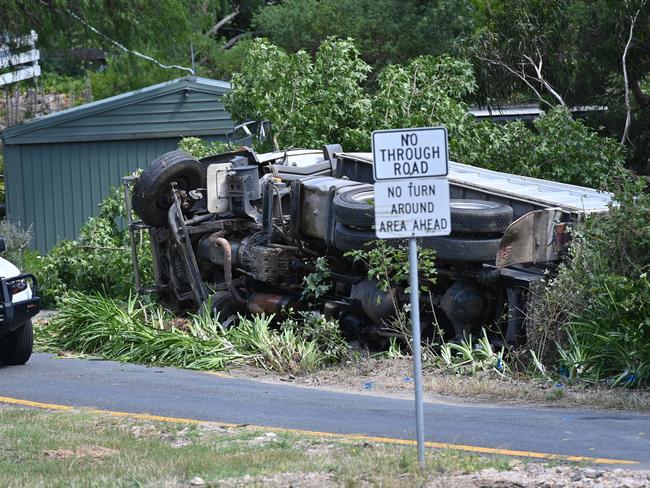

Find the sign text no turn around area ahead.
xmin=374 ymin=178 xmax=451 ymax=238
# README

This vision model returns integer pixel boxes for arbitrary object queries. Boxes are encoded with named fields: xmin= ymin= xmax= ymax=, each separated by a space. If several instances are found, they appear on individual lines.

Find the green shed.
xmin=1 ymin=76 xmax=233 ymax=252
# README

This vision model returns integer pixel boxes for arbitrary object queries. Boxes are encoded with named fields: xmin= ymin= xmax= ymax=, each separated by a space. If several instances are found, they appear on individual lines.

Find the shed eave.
xmin=1 ymin=77 xmax=231 ymax=143
xmin=2 ymin=127 xmax=232 ymax=145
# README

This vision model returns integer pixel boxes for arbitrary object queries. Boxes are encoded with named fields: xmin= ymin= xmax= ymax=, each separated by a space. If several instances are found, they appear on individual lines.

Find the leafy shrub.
xmin=345 ymin=240 xmax=437 ymax=292
xmin=533 ymin=182 xmax=650 ymax=387
xmin=34 ymin=186 xmax=152 ymax=306
xmin=178 ymin=137 xmax=231 ymax=158
xmin=0 ymin=219 xmax=32 ymax=267
xmin=464 ymin=108 xmax=627 ymax=188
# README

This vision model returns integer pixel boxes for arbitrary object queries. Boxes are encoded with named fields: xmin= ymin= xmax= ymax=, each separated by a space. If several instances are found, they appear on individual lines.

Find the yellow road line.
xmin=0 ymin=395 xmax=637 ymax=465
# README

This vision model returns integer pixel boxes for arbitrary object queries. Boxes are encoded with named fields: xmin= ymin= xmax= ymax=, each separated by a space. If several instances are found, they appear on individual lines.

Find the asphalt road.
xmin=2 ymin=353 xmax=649 ymax=466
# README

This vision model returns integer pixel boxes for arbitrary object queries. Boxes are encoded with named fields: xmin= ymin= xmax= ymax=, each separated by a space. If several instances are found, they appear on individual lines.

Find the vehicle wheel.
xmin=132 ymin=150 xmax=205 ymax=227
xmin=449 ymin=200 xmax=513 ymax=235
xmin=421 ymin=236 xmax=501 ymax=263
xmin=333 ymin=186 xmax=374 ymax=229
xmin=334 ymin=222 xmax=376 ymax=251
xmin=0 ymin=320 xmax=33 ymax=365
xmin=206 ymin=291 xmax=246 ymax=329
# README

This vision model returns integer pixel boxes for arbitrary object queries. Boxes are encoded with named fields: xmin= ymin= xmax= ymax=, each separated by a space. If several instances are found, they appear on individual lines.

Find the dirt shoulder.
xmin=223 ymin=357 xmax=650 ymax=412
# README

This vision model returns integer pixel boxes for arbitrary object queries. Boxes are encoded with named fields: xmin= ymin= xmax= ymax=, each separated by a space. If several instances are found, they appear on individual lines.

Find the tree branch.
xmin=621 ymin=1 xmax=647 ymax=144
xmin=522 ymin=49 xmax=566 ymax=106
xmin=477 ymin=54 xmax=554 ymax=108
xmin=206 ymin=5 xmax=240 ymax=38
xmin=223 ymin=31 xmax=259 ymax=50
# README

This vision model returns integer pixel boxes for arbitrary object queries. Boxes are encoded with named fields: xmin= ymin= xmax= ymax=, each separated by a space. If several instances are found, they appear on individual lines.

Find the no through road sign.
xmin=372 ymin=127 xmax=448 ymax=181
xmin=371 ymin=126 xmax=451 ymax=469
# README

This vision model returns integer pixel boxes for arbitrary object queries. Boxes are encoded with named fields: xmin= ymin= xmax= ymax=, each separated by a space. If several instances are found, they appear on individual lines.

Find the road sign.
xmin=372 ymin=127 xmax=448 ymax=181
xmin=374 ymin=177 xmax=451 ymax=239
xmin=371 ymin=126 xmax=451 ymax=470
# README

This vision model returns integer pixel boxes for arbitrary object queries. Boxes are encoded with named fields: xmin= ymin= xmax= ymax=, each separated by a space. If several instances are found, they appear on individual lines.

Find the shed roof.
xmin=2 ymin=76 xmax=232 ymax=145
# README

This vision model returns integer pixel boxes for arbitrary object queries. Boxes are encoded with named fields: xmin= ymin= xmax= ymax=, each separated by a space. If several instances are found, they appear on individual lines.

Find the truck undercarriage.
xmin=125 ymin=140 xmax=611 ymax=347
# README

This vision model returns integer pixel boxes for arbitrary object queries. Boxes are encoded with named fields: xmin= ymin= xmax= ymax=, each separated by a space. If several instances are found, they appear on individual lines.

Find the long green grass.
xmin=40 ymin=291 xmax=348 ymax=373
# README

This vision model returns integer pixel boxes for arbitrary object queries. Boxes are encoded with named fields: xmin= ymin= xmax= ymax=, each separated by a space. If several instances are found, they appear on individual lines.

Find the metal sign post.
xmin=372 ymin=126 xmax=451 ymax=469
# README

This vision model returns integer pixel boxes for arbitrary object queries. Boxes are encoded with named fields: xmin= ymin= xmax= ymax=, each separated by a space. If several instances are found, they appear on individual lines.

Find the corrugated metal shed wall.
xmin=5 ymin=139 xmax=183 ymax=251
xmin=2 ymin=77 xmax=233 ymax=253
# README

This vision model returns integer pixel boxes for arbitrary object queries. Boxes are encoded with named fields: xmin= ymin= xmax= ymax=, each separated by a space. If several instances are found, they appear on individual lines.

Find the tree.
xmin=253 ymin=0 xmax=476 ymax=70
xmin=469 ymin=0 xmax=650 ymax=172
xmin=225 ymin=37 xmax=371 ymax=150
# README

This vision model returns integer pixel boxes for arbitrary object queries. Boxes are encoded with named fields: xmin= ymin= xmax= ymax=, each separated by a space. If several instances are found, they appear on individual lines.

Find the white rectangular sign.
xmin=372 ymin=127 xmax=448 ymax=181
xmin=374 ymin=177 xmax=451 ymax=238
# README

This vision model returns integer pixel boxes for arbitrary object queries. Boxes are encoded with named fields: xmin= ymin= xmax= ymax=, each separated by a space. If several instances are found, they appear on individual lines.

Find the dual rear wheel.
xmin=332 ymin=187 xmax=513 ymax=263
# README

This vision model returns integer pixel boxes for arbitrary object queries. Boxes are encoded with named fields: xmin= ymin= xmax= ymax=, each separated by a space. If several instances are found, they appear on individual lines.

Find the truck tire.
xmin=421 ymin=236 xmax=501 ymax=263
xmin=334 ymin=223 xmax=376 ymax=251
xmin=0 ymin=320 xmax=33 ymax=365
xmin=333 ymin=186 xmax=375 ymax=228
xmin=207 ymin=291 xmax=245 ymax=329
xmin=448 ymin=200 xmax=513 ymax=235
xmin=132 ymin=150 xmax=205 ymax=227
xmin=334 ymin=190 xmax=512 ymax=236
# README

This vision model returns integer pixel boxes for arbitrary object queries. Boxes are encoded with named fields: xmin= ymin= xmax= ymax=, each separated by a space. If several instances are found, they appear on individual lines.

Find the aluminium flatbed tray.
xmin=338 ymin=152 xmax=612 ymax=214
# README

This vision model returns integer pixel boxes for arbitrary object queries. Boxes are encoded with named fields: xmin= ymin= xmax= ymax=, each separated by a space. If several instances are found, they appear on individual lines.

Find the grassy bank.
xmin=0 ymin=407 xmax=511 ymax=487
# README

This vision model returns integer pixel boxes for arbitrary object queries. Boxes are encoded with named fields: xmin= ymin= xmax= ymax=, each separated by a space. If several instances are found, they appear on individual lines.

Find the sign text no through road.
xmin=372 ymin=127 xmax=448 ymax=181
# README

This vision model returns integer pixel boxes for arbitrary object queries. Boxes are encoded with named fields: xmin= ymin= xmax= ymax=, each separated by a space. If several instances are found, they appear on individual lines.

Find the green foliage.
xmin=41 ymin=290 xmax=347 ymax=373
xmin=301 ymin=257 xmax=332 ymax=300
xmin=178 ymin=137 xmax=231 ymax=159
xmin=227 ymin=314 xmax=324 ymax=374
xmin=537 ymin=183 xmax=650 ymax=387
xmin=280 ymin=311 xmax=350 ymax=365
xmin=44 ymin=291 xmax=244 ymax=370
xmin=559 ymin=274 xmax=650 ymax=386
xmin=39 ymin=72 xmax=86 ymax=96
xmin=89 ymin=55 xmax=187 ymax=100
xmin=469 ymin=0 xmax=650 ymax=172
xmin=33 ymin=186 xmax=152 ymax=307
xmin=228 ymin=39 xmax=624 ymax=188
xmin=254 ymin=0 xmax=475 ymax=69
xmin=225 ymin=38 xmax=371 ymax=150
xmin=437 ymin=329 xmax=509 ymax=377
xmin=0 ymin=219 xmax=32 ymax=267
xmin=463 ymin=107 xmax=627 ymax=188
xmin=345 ymin=240 xmax=437 ymax=293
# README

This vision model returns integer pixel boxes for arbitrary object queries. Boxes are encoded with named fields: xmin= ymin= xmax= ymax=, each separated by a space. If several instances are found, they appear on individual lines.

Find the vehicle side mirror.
xmin=0 ymin=238 xmax=5 ymax=254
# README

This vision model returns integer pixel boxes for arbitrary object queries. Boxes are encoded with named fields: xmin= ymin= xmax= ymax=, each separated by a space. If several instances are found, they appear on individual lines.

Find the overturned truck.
xmin=125 ymin=137 xmax=611 ymax=345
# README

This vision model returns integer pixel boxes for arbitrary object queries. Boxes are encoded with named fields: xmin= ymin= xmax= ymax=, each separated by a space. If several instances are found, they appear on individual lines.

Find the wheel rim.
xmin=450 ymin=201 xmax=497 ymax=210
xmin=351 ymin=190 xmax=375 ymax=205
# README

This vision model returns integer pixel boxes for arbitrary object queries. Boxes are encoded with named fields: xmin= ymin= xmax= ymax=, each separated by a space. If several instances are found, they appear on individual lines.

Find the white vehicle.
xmin=0 ymin=238 xmax=39 ymax=365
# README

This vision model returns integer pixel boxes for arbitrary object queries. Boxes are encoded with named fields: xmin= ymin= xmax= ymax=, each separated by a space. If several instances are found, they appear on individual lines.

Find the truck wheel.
xmin=0 ymin=320 xmax=33 ymax=365
xmin=132 ymin=150 xmax=205 ymax=227
xmin=448 ymin=200 xmax=513 ymax=235
xmin=334 ymin=191 xmax=512 ymax=235
xmin=333 ymin=186 xmax=375 ymax=228
xmin=207 ymin=291 xmax=245 ymax=329
xmin=334 ymin=222 xmax=376 ymax=251
xmin=421 ymin=236 xmax=501 ymax=263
